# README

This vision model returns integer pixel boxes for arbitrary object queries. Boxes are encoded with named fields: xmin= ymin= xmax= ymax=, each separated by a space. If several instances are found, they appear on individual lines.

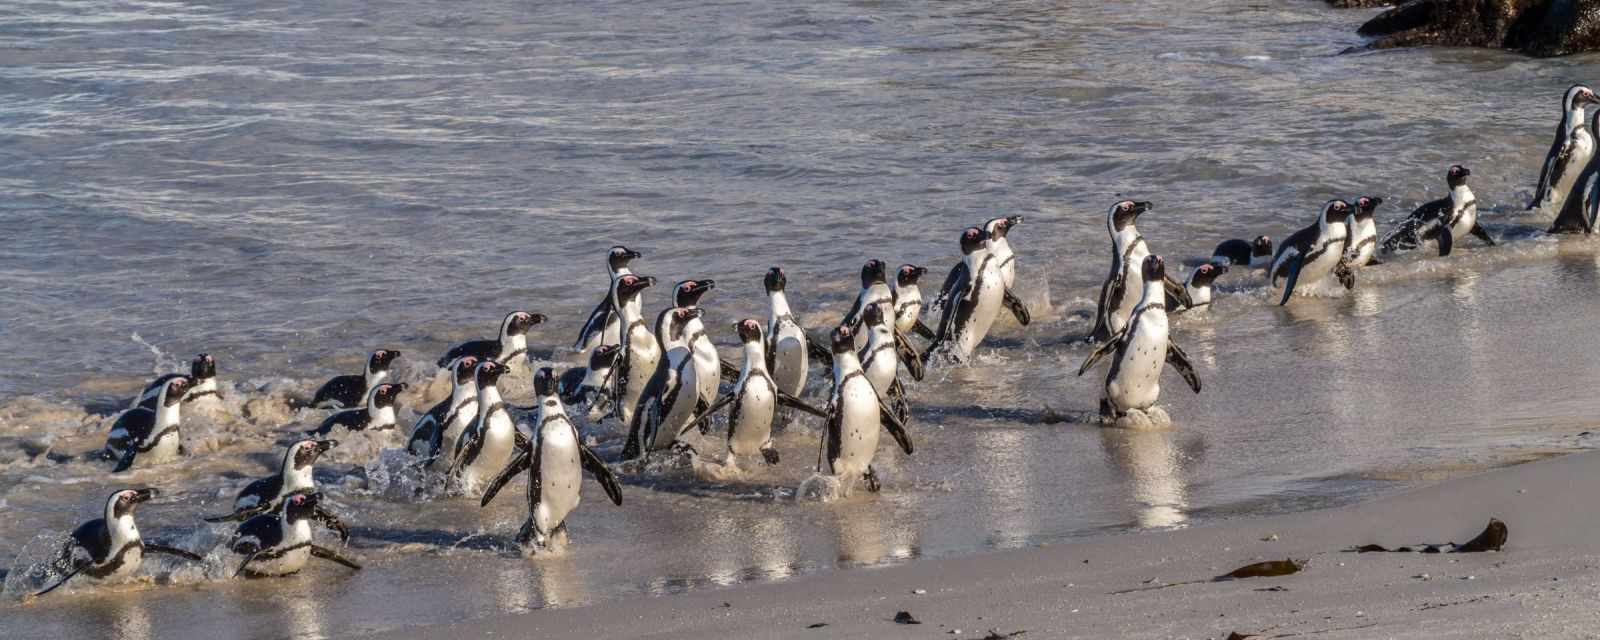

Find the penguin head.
xmin=735 ymin=318 xmax=764 ymax=344
xmin=959 ymin=227 xmax=985 ymax=255
xmin=1189 ymin=262 xmax=1226 ymax=287
xmin=1251 ymin=235 xmax=1273 ymax=257
xmin=1565 ymin=84 xmax=1600 ymax=110
xmin=161 ymin=376 xmax=193 ymax=407
xmin=673 ymin=279 xmax=715 ymax=307
xmin=896 ymin=264 xmax=927 ymax=287
xmin=1107 ymin=200 xmax=1151 ymax=231
xmin=1354 ymin=196 xmax=1383 ymax=219
xmin=587 ymin=345 xmax=620 ymax=370
xmin=615 ymin=274 xmax=655 ymax=303
xmin=861 ymin=303 xmax=888 ymax=329
xmin=830 ymin=325 xmax=854 ymax=354
xmin=107 ymin=488 xmax=157 ymax=520
xmin=1320 ymin=199 xmax=1352 ymax=225
xmin=533 ymin=367 xmax=558 ymax=398
xmin=450 ymin=356 xmax=481 ymax=385
xmin=476 ymin=360 xmax=509 ymax=386
xmin=189 ymin=354 xmax=216 ymax=381
xmin=282 ymin=491 xmax=322 ymax=522
xmin=986 ymin=215 xmax=1023 ymax=240
xmin=859 ymin=260 xmax=887 ymax=287
xmin=1446 ymin=165 xmax=1471 ymax=188
xmin=503 ymin=311 xmax=546 ymax=338
xmin=608 ymin=245 xmax=643 ymax=271
xmin=369 ymin=349 xmax=402 ymax=373
xmin=289 ymin=439 xmax=337 ymax=470
xmin=1141 ymin=255 xmax=1166 ymax=283
xmin=369 ymin=383 xmax=407 ymax=409
xmin=764 ymin=267 xmax=787 ymax=293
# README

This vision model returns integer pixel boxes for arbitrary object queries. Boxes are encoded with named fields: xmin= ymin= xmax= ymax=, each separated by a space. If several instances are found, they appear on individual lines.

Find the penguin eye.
xmin=1119 ymin=203 xmax=1131 ymax=211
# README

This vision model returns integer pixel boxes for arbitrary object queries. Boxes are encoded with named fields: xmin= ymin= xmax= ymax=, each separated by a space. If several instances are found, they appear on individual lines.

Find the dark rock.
xmin=1328 ymin=0 xmax=1395 ymax=7
xmin=1354 ymin=0 xmax=1600 ymax=57
xmin=894 ymin=611 xmax=922 ymax=625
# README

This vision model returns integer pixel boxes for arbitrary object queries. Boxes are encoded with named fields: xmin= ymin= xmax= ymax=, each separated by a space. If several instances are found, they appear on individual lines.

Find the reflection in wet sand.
xmin=1099 ymin=429 xmax=1190 ymax=529
xmin=534 ymin=555 xmax=589 ymax=609
xmin=972 ymin=428 xmax=1036 ymax=549
xmin=833 ymin=503 xmax=918 ymax=567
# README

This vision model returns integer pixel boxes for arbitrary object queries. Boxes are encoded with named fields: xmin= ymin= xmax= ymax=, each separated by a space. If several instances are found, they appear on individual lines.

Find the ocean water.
xmin=4 ymin=0 xmax=1600 ymax=637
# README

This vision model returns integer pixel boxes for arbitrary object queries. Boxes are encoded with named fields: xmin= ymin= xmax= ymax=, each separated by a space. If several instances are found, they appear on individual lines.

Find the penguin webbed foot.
xmin=313 ymin=505 xmax=352 ymax=543
xmin=761 ymin=447 xmax=781 ymax=465
xmin=1002 ymin=290 xmax=1031 ymax=326
xmin=863 ymin=467 xmax=881 ymax=493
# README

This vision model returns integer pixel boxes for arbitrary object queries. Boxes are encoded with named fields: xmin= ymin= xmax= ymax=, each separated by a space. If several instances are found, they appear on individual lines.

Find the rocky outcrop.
xmin=1327 ymin=0 xmax=1394 ymax=8
xmin=1349 ymin=0 xmax=1600 ymax=57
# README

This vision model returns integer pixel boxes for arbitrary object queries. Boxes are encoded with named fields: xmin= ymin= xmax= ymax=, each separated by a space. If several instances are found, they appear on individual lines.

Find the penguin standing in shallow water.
xmin=672 ymin=279 xmax=721 ymax=429
xmin=572 ymin=245 xmax=644 ymax=353
xmin=1177 ymin=263 xmax=1227 ymax=312
xmin=819 ymin=326 xmax=913 ymax=495
xmin=1345 ymin=196 xmax=1385 ymax=269
xmin=859 ymin=305 xmax=912 ymax=425
xmin=106 ymin=375 xmax=191 ymax=472
xmin=1570 ymin=111 xmax=1600 ymax=235
xmin=623 ymin=307 xmax=703 ymax=460
xmin=479 ymin=368 xmax=623 ymax=552
xmin=308 ymin=383 xmax=406 ymax=436
xmin=697 ymin=320 xmax=827 ymax=470
xmin=1211 ymin=236 xmax=1272 ymax=269
xmin=1092 ymin=201 xmax=1190 ymax=342
xmin=1271 ymin=199 xmax=1353 ymax=306
xmin=1380 ymin=166 xmax=1492 ymax=257
xmin=984 ymin=215 xmax=1031 ymax=326
xmin=229 ymin=492 xmax=361 ymax=578
xmin=1078 ymin=255 xmax=1202 ymax=422
xmin=436 ymin=311 xmax=545 ymax=373
xmin=928 ymin=227 xmax=1004 ymax=362
xmin=762 ymin=267 xmax=810 ymax=400
xmin=311 ymin=349 xmax=401 ymax=409
xmin=609 ymin=275 xmax=659 ymax=427
xmin=407 ymin=356 xmax=481 ymax=468
xmin=203 ymin=440 xmax=350 ymax=541
xmin=1530 ymin=85 xmax=1600 ymax=229
xmin=33 ymin=488 xmax=203 ymax=597
xmin=134 ymin=354 xmax=220 ymax=411
xmin=890 ymin=264 xmax=934 ymax=340
xmin=451 ymin=360 xmax=530 ymax=496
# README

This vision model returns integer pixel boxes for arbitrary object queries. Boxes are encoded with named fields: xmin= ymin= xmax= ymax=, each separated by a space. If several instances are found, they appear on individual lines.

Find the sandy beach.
xmin=373 ymin=450 xmax=1600 ymax=639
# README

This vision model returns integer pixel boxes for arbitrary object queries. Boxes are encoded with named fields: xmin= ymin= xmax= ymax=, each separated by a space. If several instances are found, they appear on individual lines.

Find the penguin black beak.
xmin=625 ymin=249 xmax=643 ymax=260
xmin=1132 ymin=201 xmax=1153 ymax=215
xmin=1006 ymin=215 xmax=1024 ymax=227
xmin=1459 ymin=168 xmax=1471 ymax=177
xmin=696 ymin=280 xmax=715 ymax=293
xmin=131 ymin=488 xmax=158 ymax=504
xmin=316 ymin=440 xmax=338 ymax=454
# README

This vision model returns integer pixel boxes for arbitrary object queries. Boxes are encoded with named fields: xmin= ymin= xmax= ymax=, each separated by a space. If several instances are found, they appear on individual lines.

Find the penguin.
xmin=308 ymin=382 xmax=407 ymax=436
xmin=1077 ymin=255 xmax=1202 ymax=421
xmin=1345 ymin=196 xmax=1385 ymax=269
xmin=1530 ymin=85 xmax=1600 ymax=226
xmin=622 ymin=307 xmax=704 ymax=460
xmin=763 ymin=267 xmax=810 ymax=399
xmin=310 ymin=349 xmax=401 ymax=409
xmin=450 ymin=360 xmax=531 ymax=496
xmin=984 ymin=215 xmax=1031 ymax=326
xmin=572 ymin=245 xmax=644 ymax=353
xmin=556 ymin=345 xmax=620 ymax=421
xmin=407 ymin=356 xmax=481 ymax=468
xmin=609 ymin=274 xmax=659 ymax=427
xmin=1379 ymin=166 xmax=1492 ymax=257
xmin=1211 ymin=236 xmax=1273 ymax=269
xmin=671 ymin=279 xmax=721 ymax=427
xmin=859 ymin=305 xmax=911 ymax=425
xmin=890 ymin=264 xmax=935 ymax=341
xmin=133 ymin=353 xmax=219 ymax=409
xmin=478 ymin=368 xmax=623 ymax=551
xmin=32 ymin=488 xmax=203 ymax=597
xmin=1091 ymin=201 xmax=1191 ymax=342
xmin=695 ymin=320 xmax=828 ymax=470
xmin=105 ymin=375 xmax=191 ymax=473
xmin=1177 ymin=262 xmax=1228 ymax=312
xmin=436 ymin=311 xmax=546 ymax=371
xmin=1571 ymin=111 xmax=1600 ymax=235
xmin=818 ymin=325 xmax=913 ymax=495
xmin=841 ymin=260 xmax=894 ymax=351
xmin=927 ymin=227 xmax=1004 ymax=362
xmin=202 ymin=440 xmax=350 ymax=541
xmin=228 ymin=492 xmax=361 ymax=578
xmin=1270 ymin=199 xmax=1354 ymax=306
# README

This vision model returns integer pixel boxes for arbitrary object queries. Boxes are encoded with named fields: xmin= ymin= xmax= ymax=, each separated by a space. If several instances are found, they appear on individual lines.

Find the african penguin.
xmin=204 ymin=439 xmax=347 ymax=544
xmin=1270 ymin=199 xmax=1353 ymax=306
xmin=228 ymin=492 xmax=361 ymax=578
xmin=890 ymin=264 xmax=934 ymax=341
xmin=928 ymin=227 xmax=1003 ymax=362
xmin=478 ymin=368 xmax=623 ymax=552
xmin=1178 ymin=262 xmax=1228 ymax=312
xmin=1573 ymin=111 xmax=1600 ymax=235
xmin=1380 ymin=166 xmax=1492 ymax=257
xmin=701 ymin=319 xmax=828 ymax=471
xmin=572 ymin=245 xmax=644 ymax=353
xmin=308 ymin=382 xmax=407 ymax=436
xmin=106 ymin=375 xmax=191 ymax=472
xmin=984 ymin=215 xmax=1031 ymax=326
xmin=557 ymin=345 xmax=620 ymax=422
xmin=763 ymin=267 xmax=810 ymax=399
xmin=672 ymin=279 xmax=721 ymax=427
xmin=407 ymin=356 xmax=481 ymax=468
xmin=842 ymin=260 xmax=894 ymax=352
xmin=311 ymin=349 xmax=401 ymax=409
xmin=436 ymin=311 xmax=546 ymax=372
xmin=1091 ymin=200 xmax=1191 ymax=342
xmin=1345 ymin=196 xmax=1384 ymax=269
xmin=819 ymin=325 xmax=913 ymax=495
xmin=1077 ymin=255 xmax=1202 ymax=421
xmin=623 ymin=306 xmax=704 ymax=460
xmin=859 ymin=304 xmax=910 ymax=425
xmin=610 ymin=274 xmax=659 ymax=427
xmin=1531 ymin=84 xmax=1600 ymax=229
xmin=33 ymin=488 xmax=203 ymax=597
xmin=450 ymin=359 xmax=530 ymax=497
xmin=1211 ymin=236 xmax=1273 ymax=269
xmin=134 ymin=353 xmax=219 ymax=410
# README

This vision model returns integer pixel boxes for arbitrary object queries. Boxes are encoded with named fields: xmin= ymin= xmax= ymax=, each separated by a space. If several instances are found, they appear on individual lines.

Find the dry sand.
xmin=371 ymin=451 xmax=1600 ymax=639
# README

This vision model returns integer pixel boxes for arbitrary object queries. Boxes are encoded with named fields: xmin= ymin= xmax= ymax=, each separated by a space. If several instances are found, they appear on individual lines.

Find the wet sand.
xmin=374 ymin=450 xmax=1600 ymax=639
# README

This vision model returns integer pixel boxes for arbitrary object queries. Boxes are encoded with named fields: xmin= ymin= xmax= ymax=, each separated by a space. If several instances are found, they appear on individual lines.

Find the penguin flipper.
xmin=1335 ymin=260 xmax=1355 ymax=291
xmin=1077 ymin=330 xmax=1125 ymax=376
xmin=33 ymin=567 xmax=82 ymax=597
xmin=806 ymin=330 xmax=836 ymax=367
xmin=1162 ymin=275 xmax=1192 ymax=309
xmin=1276 ymin=254 xmax=1305 ymax=306
xmin=878 ymin=397 xmax=914 ymax=456
xmin=1470 ymin=223 xmax=1497 ymax=245
xmin=232 ymin=551 xmax=261 ymax=578
xmin=312 ymin=504 xmax=351 ymax=542
xmin=1437 ymin=227 xmax=1454 ymax=257
xmin=572 ymin=296 xmax=614 ymax=352
xmin=775 ymin=389 xmax=828 ymax=419
xmin=681 ymin=393 xmax=736 ymax=439
xmin=912 ymin=319 xmax=937 ymax=341
xmin=204 ymin=502 xmax=273 ymax=524
xmin=480 ymin=447 xmax=533 ymax=508
xmin=143 ymin=542 xmax=205 ymax=562
xmin=719 ymin=360 xmax=741 ymax=384
xmin=579 ymin=444 xmax=623 ymax=506
xmin=892 ymin=329 xmax=925 ymax=381
xmin=820 ymin=397 xmax=841 ymax=474
xmin=1166 ymin=342 xmax=1203 ymax=394
xmin=112 ymin=447 xmax=138 ymax=473
xmin=1002 ymin=289 xmax=1031 ymax=326
xmin=309 ymin=544 xmax=362 ymax=571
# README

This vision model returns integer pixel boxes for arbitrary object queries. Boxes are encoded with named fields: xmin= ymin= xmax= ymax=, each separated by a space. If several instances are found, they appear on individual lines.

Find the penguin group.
xmin=41 ymin=83 xmax=1600 ymax=598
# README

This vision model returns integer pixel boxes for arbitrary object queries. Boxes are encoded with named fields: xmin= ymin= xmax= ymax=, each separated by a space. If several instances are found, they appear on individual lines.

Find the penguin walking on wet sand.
xmin=818 ymin=325 xmax=913 ymax=495
xmin=572 ymin=245 xmax=644 ymax=353
xmin=609 ymin=274 xmax=659 ymax=428
xmin=927 ymin=227 xmax=1004 ymax=362
xmin=1530 ymin=85 xmax=1600 ymax=231
xmin=623 ymin=307 xmax=704 ymax=460
xmin=842 ymin=260 xmax=895 ymax=352
xmin=984 ymin=215 xmax=1031 ymax=326
xmin=134 ymin=354 xmax=220 ymax=410
xmin=1211 ymin=236 xmax=1273 ymax=269
xmin=1271 ymin=199 xmax=1353 ymax=306
xmin=478 ymin=368 xmax=623 ymax=552
xmin=203 ymin=439 xmax=350 ymax=541
xmin=407 ymin=356 xmax=481 ymax=468
xmin=32 ymin=488 xmax=204 ymax=597
xmin=311 ymin=349 xmax=401 ymax=409
xmin=1176 ymin=262 xmax=1228 ymax=313
xmin=890 ymin=264 xmax=935 ymax=341
xmin=1092 ymin=201 xmax=1191 ymax=342
xmin=106 ymin=375 xmax=191 ymax=473
xmin=436 ymin=311 xmax=546 ymax=373
xmin=671 ymin=279 xmax=722 ymax=430
xmin=696 ymin=320 xmax=828 ymax=470
xmin=1569 ymin=111 xmax=1600 ymax=235
xmin=557 ymin=345 xmax=620 ymax=422
xmin=1380 ymin=166 xmax=1492 ymax=257
xmin=229 ymin=492 xmax=361 ymax=578
xmin=451 ymin=360 xmax=531 ymax=496
xmin=1078 ymin=255 xmax=1202 ymax=421
xmin=308 ymin=383 xmax=407 ymax=436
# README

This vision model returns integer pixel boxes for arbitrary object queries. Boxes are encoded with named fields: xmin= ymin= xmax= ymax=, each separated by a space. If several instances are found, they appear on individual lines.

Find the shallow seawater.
xmin=5 ymin=0 xmax=1600 ymax=637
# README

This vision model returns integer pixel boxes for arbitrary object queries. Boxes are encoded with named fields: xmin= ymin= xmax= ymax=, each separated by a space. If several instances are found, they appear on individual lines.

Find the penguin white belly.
xmin=1299 ymin=238 xmax=1346 ymax=288
xmin=459 ymin=414 xmax=516 ymax=494
xmin=995 ymin=244 xmax=1017 ymax=289
xmin=440 ymin=403 xmax=477 ymax=464
xmin=188 ymin=379 xmax=224 ymax=414
xmin=1349 ymin=221 xmax=1377 ymax=267
xmin=831 ymin=379 xmax=882 ymax=479
xmin=956 ymin=273 xmax=1004 ymax=357
xmin=653 ymin=368 xmax=701 ymax=450
xmin=1113 ymin=246 xmax=1150 ymax=332
xmin=863 ymin=351 xmax=896 ymax=396
xmin=691 ymin=337 xmax=719 ymax=407
xmin=1448 ymin=205 xmax=1478 ymax=240
xmin=894 ymin=302 xmax=921 ymax=335
xmin=770 ymin=329 xmax=807 ymax=396
xmin=729 ymin=381 xmax=776 ymax=456
xmin=1106 ymin=314 xmax=1168 ymax=412
xmin=600 ymin=313 xmax=623 ymax=349
xmin=537 ymin=427 xmax=582 ymax=533
xmin=140 ymin=429 xmax=183 ymax=466
xmin=253 ymin=545 xmax=310 ymax=576
xmin=102 ymin=544 xmax=143 ymax=580
xmin=1550 ymin=132 xmax=1596 ymax=211
xmin=619 ymin=329 xmax=660 ymax=425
